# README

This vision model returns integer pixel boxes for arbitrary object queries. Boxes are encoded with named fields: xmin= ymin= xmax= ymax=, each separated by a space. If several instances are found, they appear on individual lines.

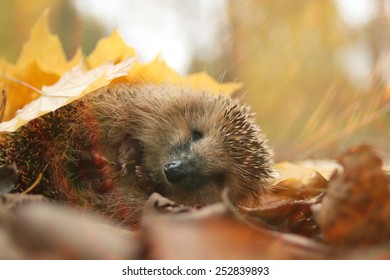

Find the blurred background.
xmin=1 ymin=0 xmax=389 ymax=161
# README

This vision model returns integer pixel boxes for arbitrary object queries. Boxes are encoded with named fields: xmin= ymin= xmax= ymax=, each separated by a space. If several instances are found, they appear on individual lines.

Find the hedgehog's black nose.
xmin=164 ymin=160 xmax=186 ymax=183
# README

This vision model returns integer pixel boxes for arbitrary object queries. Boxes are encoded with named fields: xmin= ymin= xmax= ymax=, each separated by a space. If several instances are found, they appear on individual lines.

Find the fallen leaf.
xmin=127 ymin=56 xmax=182 ymax=85
xmin=270 ymin=171 xmax=328 ymax=200
xmin=274 ymin=160 xmax=339 ymax=184
xmin=185 ymin=71 xmax=242 ymax=96
xmin=16 ymin=9 xmax=82 ymax=75
xmin=0 ymin=193 xmax=47 ymax=212
xmin=314 ymin=145 xmax=390 ymax=246
xmin=127 ymin=56 xmax=241 ymax=95
xmin=141 ymin=194 xmax=327 ymax=259
xmin=0 ymin=57 xmax=136 ymax=132
xmin=1 ymin=200 xmax=141 ymax=259
xmin=1 ymin=11 xmax=241 ymax=131
xmin=142 ymin=192 xmax=195 ymax=217
xmin=86 ymin=29 xmax=136 ymax=69
xmin=1 ymin=9 xmax=82 ymax=122
xmin=0 ymin=227 xmax=23 ymax=259
xmin=240 ymin=196 xmax=322 ymax=238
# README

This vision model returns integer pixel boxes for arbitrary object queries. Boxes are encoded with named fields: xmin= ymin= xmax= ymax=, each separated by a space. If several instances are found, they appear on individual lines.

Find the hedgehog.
xmin=0 ymin=84 xmax=274 ymax=226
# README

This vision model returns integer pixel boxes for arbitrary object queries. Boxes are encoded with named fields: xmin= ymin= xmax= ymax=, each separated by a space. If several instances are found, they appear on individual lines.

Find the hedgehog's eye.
xmin=191 ymin=129 xmax=203 ymax=142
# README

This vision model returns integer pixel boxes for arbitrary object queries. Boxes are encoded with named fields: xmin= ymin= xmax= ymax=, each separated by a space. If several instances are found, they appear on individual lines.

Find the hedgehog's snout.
xmin=164 ymin=160 xmax=186 ymax=183
xmin=163 ymin=156 xmax=201 ymax=185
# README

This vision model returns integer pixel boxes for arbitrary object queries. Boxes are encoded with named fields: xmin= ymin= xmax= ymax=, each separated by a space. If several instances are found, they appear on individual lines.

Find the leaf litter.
xmin=2 ymin=144 xmax=389 ymax=259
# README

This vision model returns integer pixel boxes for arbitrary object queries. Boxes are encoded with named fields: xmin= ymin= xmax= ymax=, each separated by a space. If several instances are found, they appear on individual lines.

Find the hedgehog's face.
xmin=140 ymin=92 xmax=273 ymax=207
xmin=158 ymin=125 xmax=231 ymax=205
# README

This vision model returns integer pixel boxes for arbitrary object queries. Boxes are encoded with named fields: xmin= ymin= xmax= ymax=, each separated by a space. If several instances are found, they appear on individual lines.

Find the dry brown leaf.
xmin=314 ymin=145 xmax=390 ymax=246
xmin=142 ymin=192 xmax=195 ymax=217
xmin=0 ymin=193 xmax=47 ymax=212
xmin=0 ymin=200 xmax=141 ymax=259
xmin=270 ymin=171 xmax=328 ymax=201
xmin=274 ymin=160 xmax=339 ymax=183
xmin=239 ymin=164 xmax=327 ymax=239
xmin=269 ymin=160 xmax=337 ymax=202
xmin=344 ymin=244 xmax=390 ymax=260
xmin=240 ymin=196 xmax=322 ymax=238
xmin=141 ymin=194 xmax=327 ymax=259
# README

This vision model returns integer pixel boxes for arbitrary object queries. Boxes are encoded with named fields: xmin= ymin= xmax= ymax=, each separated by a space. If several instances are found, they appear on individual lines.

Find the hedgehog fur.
xmin=0 ymin=84 xmax=274 ymax=226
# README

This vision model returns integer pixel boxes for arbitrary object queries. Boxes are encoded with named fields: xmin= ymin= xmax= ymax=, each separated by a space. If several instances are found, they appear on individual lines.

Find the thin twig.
xmin=22 ymin=163 xmax=49 ymax=194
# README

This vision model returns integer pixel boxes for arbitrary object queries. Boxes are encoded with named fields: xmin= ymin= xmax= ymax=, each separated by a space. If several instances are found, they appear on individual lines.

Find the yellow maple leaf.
xmin=1 ymin=10 xmax=241 ymax=132
xmin=185 ymin=72 xmax=242 ymax=96
xmin=16 ymin=9 xmax=81 ymax=75
xmin=127 ymin=55 xmax=241 ymax=95
xmin=0 ymin=57 xmax=136 ymax=132
xmin=1 ymin=9 xmax=82 ymax=122
xmin=86 ymin=29 xmax=136 ymax=69
xmin=127 ymin=55 xmax=183 ymax=84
